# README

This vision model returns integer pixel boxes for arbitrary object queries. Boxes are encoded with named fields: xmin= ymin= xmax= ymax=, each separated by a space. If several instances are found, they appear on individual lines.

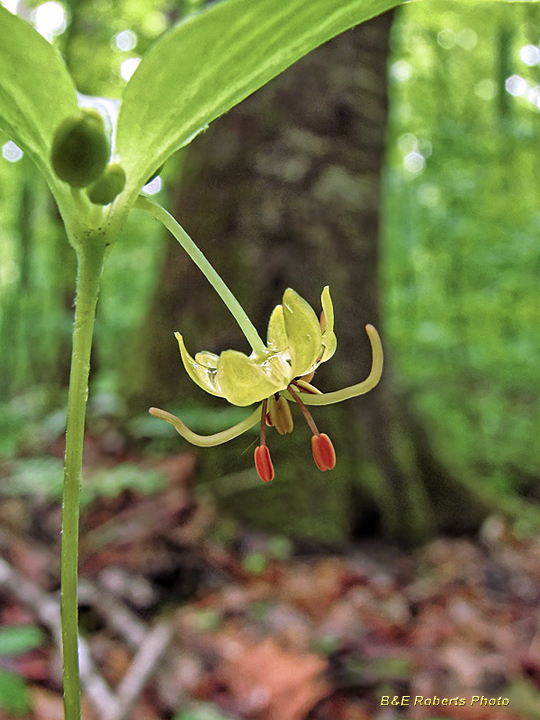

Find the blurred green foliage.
xmin=0 ymin=625 xmax=44 ymax=658
xmin=1 ymin=457 xmax=166 ymax=504
xmin=0 ymin=624 xmax=45 ymax=716
xmin=0 ymin=670 xmax=32 ymax=716
xmin=383 ymin=1 xmax=540 ymax=504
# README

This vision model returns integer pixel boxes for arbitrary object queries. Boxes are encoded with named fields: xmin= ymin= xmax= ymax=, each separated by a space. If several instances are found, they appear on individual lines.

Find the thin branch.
xmin=103 ymin=622 xmax=174 ymax=720
xmin=78 ymin=580 xmax=147 ymax=650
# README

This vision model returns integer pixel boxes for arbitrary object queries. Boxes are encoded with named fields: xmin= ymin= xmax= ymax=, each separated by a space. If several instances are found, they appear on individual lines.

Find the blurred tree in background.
xmin=1 ymin=0 xmax=540 ymax=544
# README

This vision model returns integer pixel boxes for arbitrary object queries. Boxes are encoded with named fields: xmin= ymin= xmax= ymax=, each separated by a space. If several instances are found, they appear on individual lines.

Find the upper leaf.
xmin=0 ymin=5 xmax=78 ymax=197
xmin=116 ymin=0 xmax=404 ymax=199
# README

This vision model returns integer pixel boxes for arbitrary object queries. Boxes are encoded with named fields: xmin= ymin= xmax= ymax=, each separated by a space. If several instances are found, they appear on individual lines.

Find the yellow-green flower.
xmin=150 ymin=286 xmax=383 ymax=482
xmin=177 ymin=286 xmax=336 ymax=407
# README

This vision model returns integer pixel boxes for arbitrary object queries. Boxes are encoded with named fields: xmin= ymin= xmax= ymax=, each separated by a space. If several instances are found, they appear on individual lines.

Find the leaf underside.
xmin=116 ymin=0 xmax=407 ymax=197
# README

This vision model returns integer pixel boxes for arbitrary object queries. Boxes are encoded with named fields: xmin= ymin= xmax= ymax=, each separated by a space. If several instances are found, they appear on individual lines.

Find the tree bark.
xmin=133 ymin=12 xmax=486 ymax=544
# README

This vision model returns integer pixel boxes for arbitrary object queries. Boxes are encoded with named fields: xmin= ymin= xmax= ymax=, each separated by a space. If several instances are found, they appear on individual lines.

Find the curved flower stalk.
xmin=150 ymin=287 xmax=383 ymax=482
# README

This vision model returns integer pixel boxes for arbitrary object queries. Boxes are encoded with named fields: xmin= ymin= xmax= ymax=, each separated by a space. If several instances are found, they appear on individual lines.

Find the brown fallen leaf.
xmin=213 ymin=636 xmax=329 ymax=720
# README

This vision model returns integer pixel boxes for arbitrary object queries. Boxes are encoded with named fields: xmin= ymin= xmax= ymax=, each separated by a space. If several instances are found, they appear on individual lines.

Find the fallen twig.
xmin=104 ymin=621 xmax=174 ymax=720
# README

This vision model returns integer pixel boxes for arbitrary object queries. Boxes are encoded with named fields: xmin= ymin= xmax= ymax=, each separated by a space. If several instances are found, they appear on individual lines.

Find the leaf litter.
xmin=1 ymin=448 xmax=540 ymax=720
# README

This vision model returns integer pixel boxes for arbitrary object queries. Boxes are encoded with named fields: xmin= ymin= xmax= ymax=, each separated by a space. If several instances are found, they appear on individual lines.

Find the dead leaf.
xmin=30 ymin=687 xmax=96 ymax=720
xmin=214 ymin=636 xmax=329 ymax=720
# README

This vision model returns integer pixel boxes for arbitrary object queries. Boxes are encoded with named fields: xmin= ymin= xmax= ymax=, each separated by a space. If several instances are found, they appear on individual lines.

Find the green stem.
xmin=61 ymin=238 xmax=105 ymax=720
xmin=135 ymin=195 xmax=266 ymax=355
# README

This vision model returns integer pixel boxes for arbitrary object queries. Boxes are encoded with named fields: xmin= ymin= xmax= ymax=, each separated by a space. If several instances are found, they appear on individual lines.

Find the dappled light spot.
xmin=437 ymin=28 xmax=456 ymax=50
xmin=33 ymin=1 xmax=67 ymax=40
xmin=404 ymin=151 xmax=425 ymax=175
xmin=528 ymin=85 xmax=540 ymax=105
xmin=2 ymin=140 xmax=23 ymax=162
xmin=520 ymin=44 xmax=540 ymax=66
xmin=457 ymin=28 xmax=477 ymax=50
xmin=398 ymin=132 xmax=417 ymax=154
xmin=142 ymin=176 xmax=162 ymax=195
xmin=2 ymin=0 xmax=19 ymax=13
xmin=398 ymin=134 xmax=430 ymax=176
xmin=390 ymin=59 xmax=412 ymax=82
xmin=114 ymin=29 xmax=137 ymax=52
xmin=120 ymin=57 xmax=140 ymax=82
xmin=505 ymin=74 xmax=527 ymax=97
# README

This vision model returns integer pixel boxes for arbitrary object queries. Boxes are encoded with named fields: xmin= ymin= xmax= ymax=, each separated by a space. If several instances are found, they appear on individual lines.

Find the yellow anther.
xmin=268 ymin=395 xmax=294 ymax=435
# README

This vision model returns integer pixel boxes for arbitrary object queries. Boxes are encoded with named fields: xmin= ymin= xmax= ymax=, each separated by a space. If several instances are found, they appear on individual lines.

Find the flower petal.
xmin=216 ymin=349 xmax=287 ymax=406
xmin=267 ymin=304 xmax=288 ymax=353
xmin=319 ymin=285 xmax=337 ymax=364
xmin=195 ymin=350 xmax=220 ymax=368
xmin=281 ymin=288 xmax=322 ymax=377
xmin=175 ymin=332 xmax=223 ymax=398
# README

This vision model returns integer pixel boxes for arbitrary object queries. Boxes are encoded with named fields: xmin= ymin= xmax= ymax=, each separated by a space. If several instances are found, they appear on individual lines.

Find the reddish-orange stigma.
xmin=311 ymin=433 xmax=336 ymax=471
xmin=254 ymin=444 xmax=274 ymax=482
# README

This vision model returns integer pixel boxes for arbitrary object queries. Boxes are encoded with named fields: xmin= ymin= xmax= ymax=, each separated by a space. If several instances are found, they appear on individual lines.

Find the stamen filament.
xmin=149 ymin=406 xmax=261 ymax=446
xmin=260 ymin=398 xmax=268 ymax=446
xmin=135 ymin=195 xmax=267 ymax=355
xmin=287 ymin=383 xmax=319 ymax=436
xmin=288 ymin=324 xmax=383 ymax=407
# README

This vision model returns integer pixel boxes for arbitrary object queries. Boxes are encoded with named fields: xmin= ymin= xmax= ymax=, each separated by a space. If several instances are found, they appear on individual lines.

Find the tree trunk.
xmin=133 ymin=11 xmax=486 ymax=545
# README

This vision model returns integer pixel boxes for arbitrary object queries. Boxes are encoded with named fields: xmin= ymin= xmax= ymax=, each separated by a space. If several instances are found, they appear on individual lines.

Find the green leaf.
xmin=83 ymin=464 xmax=166 ymax=503
xmin=117 ymin=0 xmax=405 ymax=197
xmin=0 ymin=668 xmax=31 ymax=716
xmin=0 ymin=5 xmax=78 ymax=196
xmin=3 ymin=458 xmax=64 ymax=501
xmin=0 ymin=626 xmax=45 ymax=657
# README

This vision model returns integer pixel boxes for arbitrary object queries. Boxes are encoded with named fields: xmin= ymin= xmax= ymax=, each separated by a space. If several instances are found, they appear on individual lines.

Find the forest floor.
xmin=1 ymin=444 xmax=540 ymax=720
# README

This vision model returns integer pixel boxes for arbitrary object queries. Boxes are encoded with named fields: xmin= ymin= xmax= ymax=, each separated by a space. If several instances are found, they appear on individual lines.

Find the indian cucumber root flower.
xmin=149 ymin=286 xmax=383 ymax=482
